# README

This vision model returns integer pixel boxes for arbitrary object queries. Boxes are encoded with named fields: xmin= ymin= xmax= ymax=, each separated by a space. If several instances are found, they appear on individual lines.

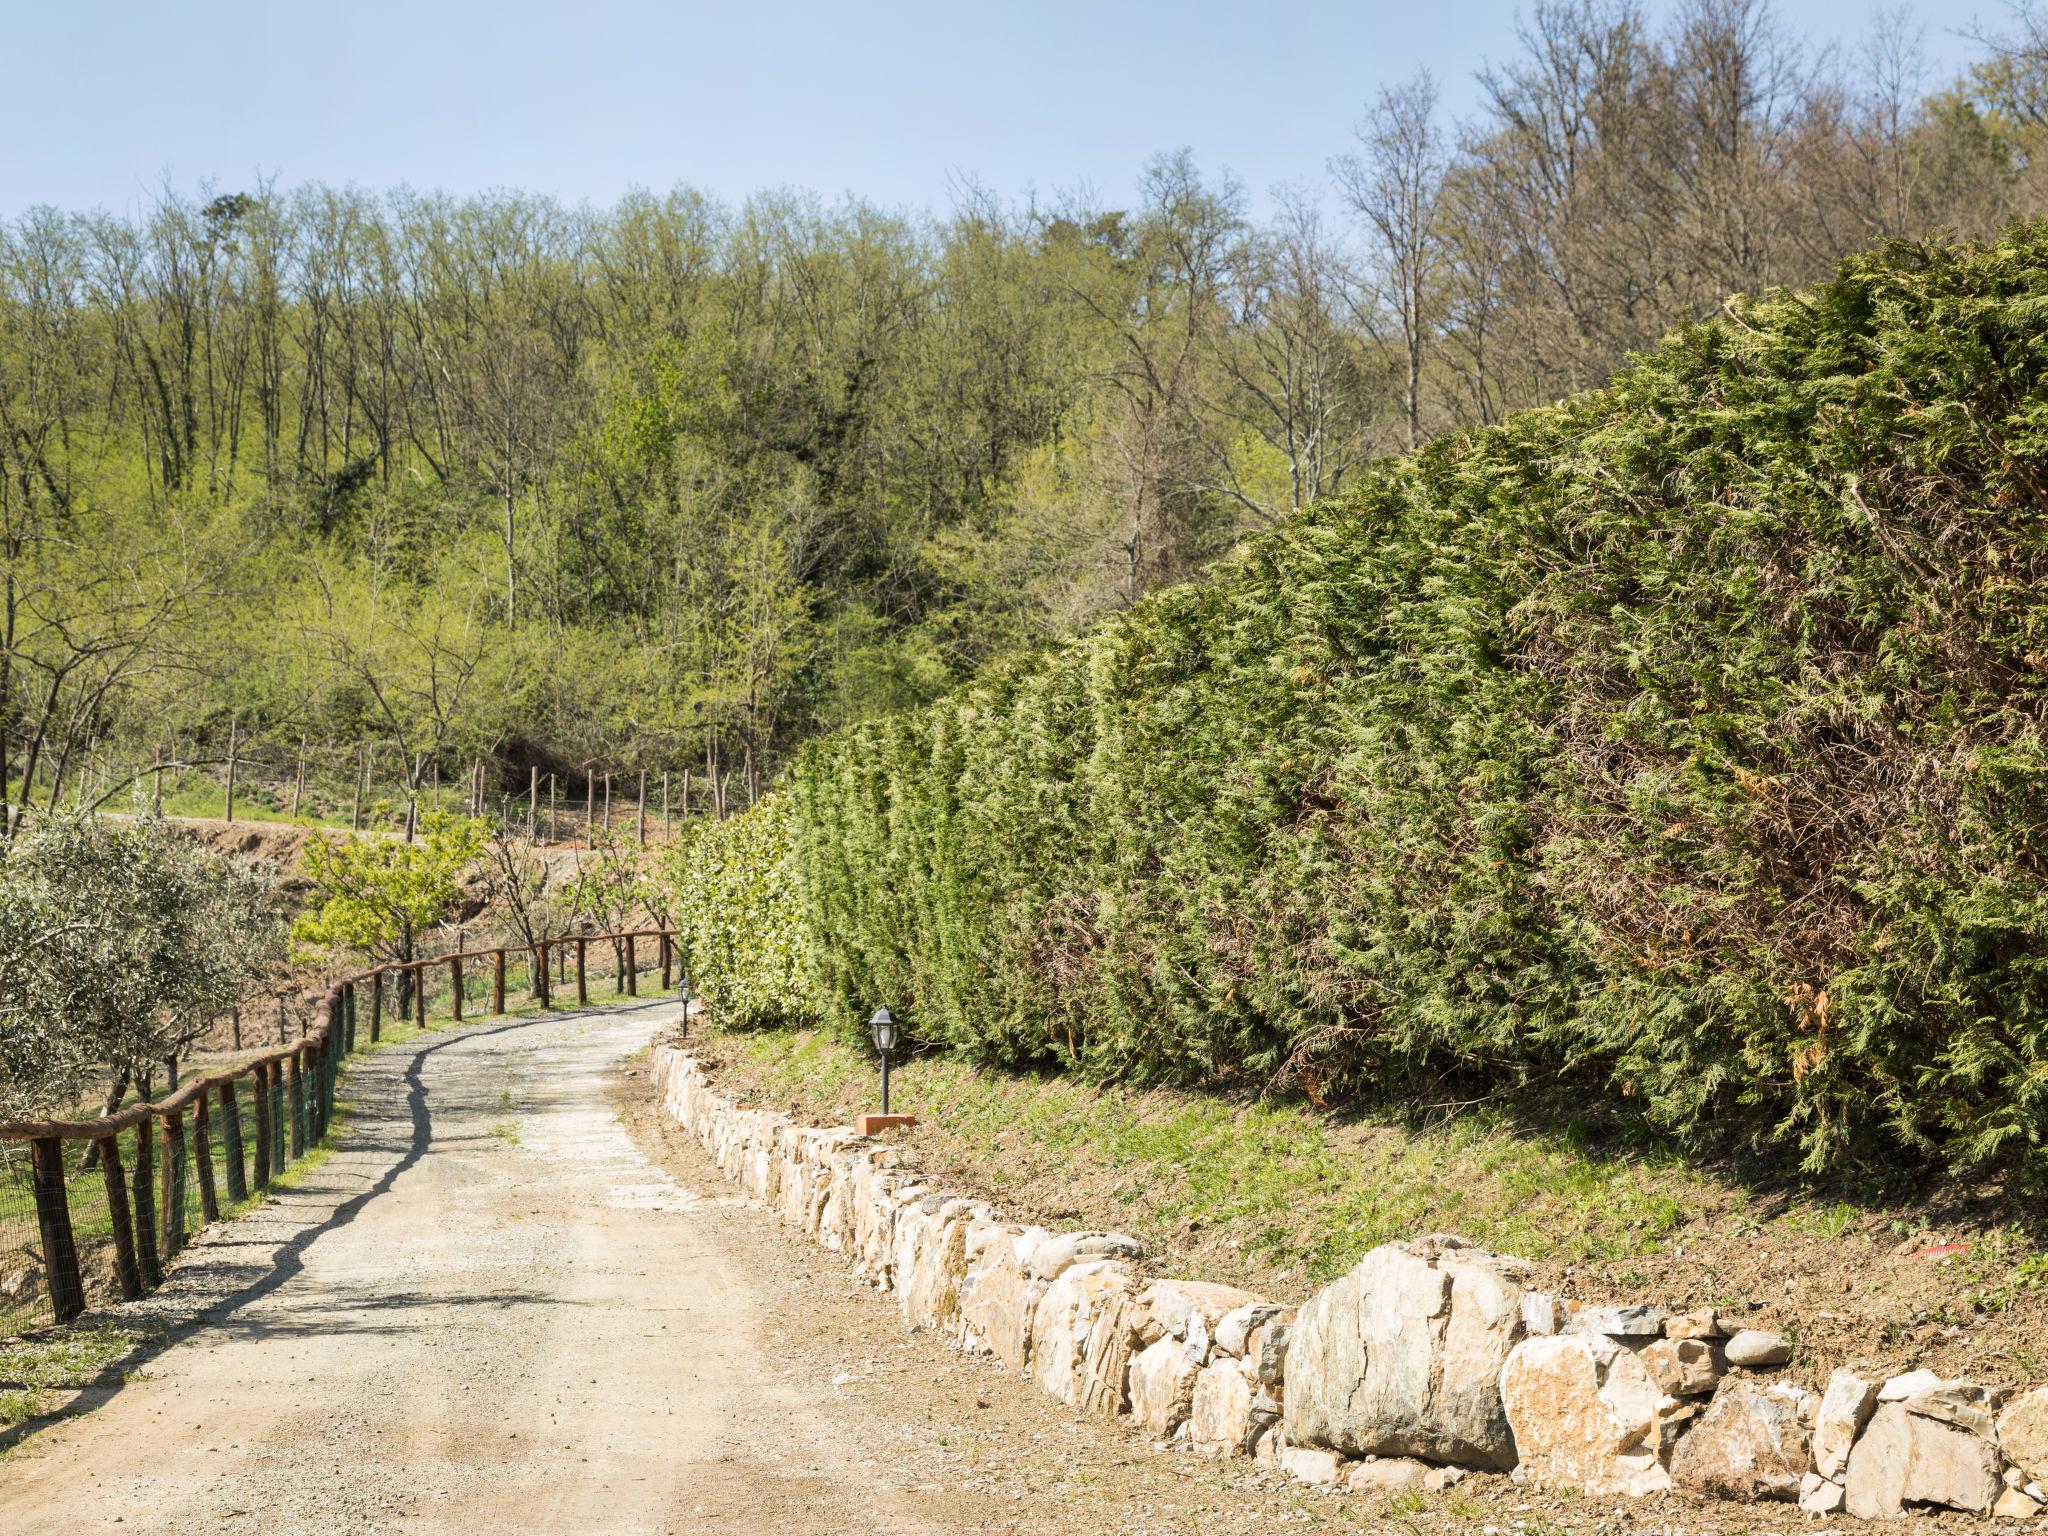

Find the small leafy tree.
xmin=294 ymin=813 xmax=487 ymax=1009
xmin=0 ymin=815 xmax=279 ymax=1118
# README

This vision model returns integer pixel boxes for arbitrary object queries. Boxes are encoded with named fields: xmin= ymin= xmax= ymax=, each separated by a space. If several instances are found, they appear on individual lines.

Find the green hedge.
xmin=663 ymin=797 xmax=818 ymax=1028
xmin=784 ymin=229 xmax=2048 ymax=1175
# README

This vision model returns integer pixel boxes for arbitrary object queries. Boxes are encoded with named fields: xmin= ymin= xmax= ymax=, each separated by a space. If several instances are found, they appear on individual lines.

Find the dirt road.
xmin=0 ymin=1002 xmax=1381 ymax=1536
xmin=0 ymin=1002 xmax=985 ymax=1535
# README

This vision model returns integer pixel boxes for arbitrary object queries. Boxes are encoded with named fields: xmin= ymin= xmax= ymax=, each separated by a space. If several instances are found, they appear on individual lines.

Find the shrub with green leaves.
xmin=788 ymin=228 xmax=2048 ymax=1177
xmin=662 ymin=798 xmax=817 ymax=1028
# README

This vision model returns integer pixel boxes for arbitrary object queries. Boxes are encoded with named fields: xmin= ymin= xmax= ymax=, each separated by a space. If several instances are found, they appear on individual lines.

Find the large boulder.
xmin=1284 ymin=1235 xmax=1528 ymax=1469
xmin=1499 ymin=1332 xmax=1677 ymax=1497
xmin=1669 ymin=1379 xmax=1813 ymax=1501
xmin=1844 ymin=1402 xmax=2004 ymax=1518
xmin=1129 ymin=1336 xmax=1201 ymax=1437
xmin=955 ymin=1222 xmax=1046 ymax=1363
xmin=1030 ymin=1258 xmax=1138 ymax=1410
xmin=2002 ymin=1386 xmax=2048 ymax=1484
xmin=1189 ymin=1357 xmax=1259 ymax=1457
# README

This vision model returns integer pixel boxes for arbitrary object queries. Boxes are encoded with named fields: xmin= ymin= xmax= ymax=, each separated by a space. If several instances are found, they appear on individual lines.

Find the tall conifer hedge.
xmin=734 ymin=230 xmax=2048 ymax=1173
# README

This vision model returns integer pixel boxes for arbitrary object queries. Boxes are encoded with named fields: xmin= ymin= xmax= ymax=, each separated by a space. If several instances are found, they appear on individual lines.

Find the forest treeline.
xmin=5 ymin=0 xmax=2048 ymax=814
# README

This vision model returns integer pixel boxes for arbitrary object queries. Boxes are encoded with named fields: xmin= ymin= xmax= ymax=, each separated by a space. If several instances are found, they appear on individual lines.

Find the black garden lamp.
xmin=868 ymin=1006 xmax=899 ymax=1115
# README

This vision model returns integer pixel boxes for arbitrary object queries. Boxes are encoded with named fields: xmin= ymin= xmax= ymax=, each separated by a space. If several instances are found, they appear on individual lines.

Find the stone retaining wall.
xmin=654 ymin=1046 xmax=2048 ymax=1520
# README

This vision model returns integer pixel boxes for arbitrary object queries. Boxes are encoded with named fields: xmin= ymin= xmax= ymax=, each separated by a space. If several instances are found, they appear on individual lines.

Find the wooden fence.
xmin=0 ymin=927 xmax=678 ymax=1331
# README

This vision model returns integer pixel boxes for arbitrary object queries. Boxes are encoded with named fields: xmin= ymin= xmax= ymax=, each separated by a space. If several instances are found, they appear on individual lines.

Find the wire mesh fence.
xmin=0 ymin=928 xmax=676 ymax=1341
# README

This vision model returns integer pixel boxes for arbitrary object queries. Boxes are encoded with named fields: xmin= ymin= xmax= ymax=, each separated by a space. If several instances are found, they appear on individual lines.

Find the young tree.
xmin=477 ymin=828 xmax=566 ymax=1000
xmin=292 ymin=812 xmax=486 ymax=1009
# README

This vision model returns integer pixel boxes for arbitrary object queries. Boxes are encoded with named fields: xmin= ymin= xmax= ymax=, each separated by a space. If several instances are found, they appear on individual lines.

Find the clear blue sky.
xmin=2 ymin=0 xmax=1995 ymax=221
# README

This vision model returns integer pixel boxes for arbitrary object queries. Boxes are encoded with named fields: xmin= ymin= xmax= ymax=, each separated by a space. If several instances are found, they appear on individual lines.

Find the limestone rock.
xmin=1284 ymin=1236 xmax=1528 ymax=1469
xmin=1801 ymin=1477 xmax=1847 ymax=1514
xmin=1519 ymin=1292 xmax=1563 ymax=1336
xmin=1214 ymin=1302 xmax=1288 ymax=1359
xmin=1141 ymin=1280 xmax=1262 ymax=1343
xmin=1190 ymin=1358 xmax=1258 ymax=1457
xmin=1904 ymin=1381 xmax=2001 ymax=1441
xmin=957 ymin=1225 xmax=1048 ymax=1370
xmin=1280 ymin=1445 xmax=1345 ymax=1485
xmin=2002 ymin=1387 xmax=2048 ymax=1483
xmin=1662 ymin=1308 xmax=1724 ymax=1340
xmin=1878 ymin=1368 xmax=1945 ymax=1402
xmin=1568 ymin=1303 xmax=1666 ymax=1339
xmin=1813 ymin=1368 xmax=1879 ymax=1480
xmin=1669 ymin=1378 xmax=1813 ymax=1501
xmin=1498 ymin=1332 xmax=1677 ymax=1498
xmin=1030 ymin=1258 xmax=1136 ymax=1410
xmin=1994 ymin=1485 xmax=2045 ymax=1520
xmin=1344 ymin=1456 xmax=1432 ymax=1492
xmin=1129 ymin=1337 xmax=1200 ymax=1437
xmin=1637 ymin=1336 xmax=1724 ymax=1398
xmin=1024 ymin=1231 xmax=1143 ymax=1281
xmin=1844 ymin=1402 xmax=2004 ymax=1518
xmin=1723 ymin=1329 xmax=1791 ymax=1367
xmin=1251 ymin=1320 xmax=1291 ymax=1390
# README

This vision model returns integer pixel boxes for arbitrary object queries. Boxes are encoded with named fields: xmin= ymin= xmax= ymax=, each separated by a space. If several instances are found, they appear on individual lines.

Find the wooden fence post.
xmin=637 ymin=770 xmax=647 ymax=847
xmin=625 ymin=933 xmax=637 ymax=996
xmin=250 ymin=1065 xmax=273 ymax=1189
xmin=131 ymin=1115 xmax=162 ymax=1290
xmin=29 ymin=1137 xmax=86 ymax=1323
xmin=288 ymin=1050 xmax=306 ymax=1159
xmin=270 ymin=1059 xmax=288 ymax=1172
xmin=220 ymin=1079 xmax=248 ymax=1203
xmin=493 ymin=949 xmax=506 ymax=1014
xmin=575 ymin=936 xmax=588 ymax=1006
xmin=412 ymin=963 xmax=426 ymax=1029
xmin=99 ymin=1134 xmax=141 ymax=1301
xmin=160 ymin=1111 xmax=187 ymax=1260
xmin=370 ymin=971 xmax=384 ymax=1042
xmin=534 ymin=941 xmax=550 ymax=1007
xmin=585 ymin=769 xmax=594 ymax=848
xmin=450 ymin=956 xmax=464 ymax=1021
xmin=661 ymin=931 xmax=673 ymax=990
xmin=193 ymin=1092 xmax=221 ymax=1224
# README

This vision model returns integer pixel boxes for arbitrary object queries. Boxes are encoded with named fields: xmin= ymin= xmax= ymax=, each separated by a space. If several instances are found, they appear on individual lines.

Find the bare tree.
xmin=1335 ymin=72 xmax=1450 ymax=450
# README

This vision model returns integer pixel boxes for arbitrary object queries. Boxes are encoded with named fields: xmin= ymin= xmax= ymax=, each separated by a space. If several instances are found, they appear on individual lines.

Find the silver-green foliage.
xmin=0 ymin=815 xmax=277 ymax=1117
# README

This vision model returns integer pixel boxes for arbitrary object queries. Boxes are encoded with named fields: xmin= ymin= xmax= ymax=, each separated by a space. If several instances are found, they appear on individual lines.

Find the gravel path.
xmin=0 ymin=1001 xmax=995 ymax=1535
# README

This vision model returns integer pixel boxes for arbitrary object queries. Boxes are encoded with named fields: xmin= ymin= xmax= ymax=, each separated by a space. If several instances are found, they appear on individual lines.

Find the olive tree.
xmin=0 ymin=814 xmax=277 ymax=1119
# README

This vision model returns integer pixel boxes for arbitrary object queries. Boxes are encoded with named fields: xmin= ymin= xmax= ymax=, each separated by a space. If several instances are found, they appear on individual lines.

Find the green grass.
xmin=712 ymin=1025 xmax=1718 ymax=1285
xmin=0 ymin=1320 xmax=157 ymax=1433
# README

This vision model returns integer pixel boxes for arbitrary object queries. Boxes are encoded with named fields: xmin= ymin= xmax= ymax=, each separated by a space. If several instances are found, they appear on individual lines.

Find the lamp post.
xmin=868 ymin=1006 xmax=899 ymax=1116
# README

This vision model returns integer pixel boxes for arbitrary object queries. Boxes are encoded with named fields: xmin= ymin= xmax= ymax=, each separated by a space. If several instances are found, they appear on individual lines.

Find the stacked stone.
xmin=652 ymin=1048 xmax=2048 ymax=1522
